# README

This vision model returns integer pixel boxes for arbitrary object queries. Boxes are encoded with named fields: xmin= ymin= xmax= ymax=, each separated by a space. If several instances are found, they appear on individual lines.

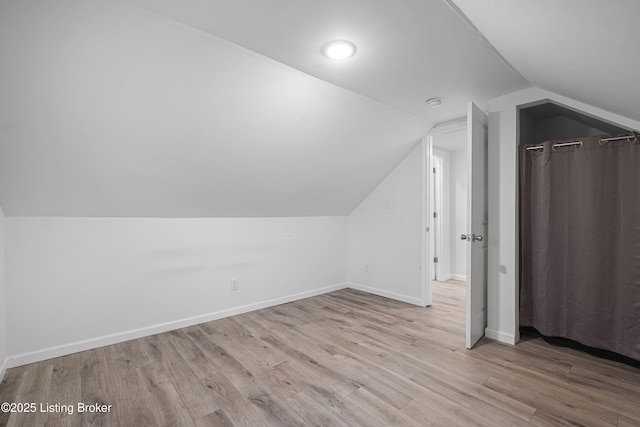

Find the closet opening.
xmin=518 ymin=102 xmax=627 ymax=146
xmin=517 ymin=101 xmax=638 ymax=363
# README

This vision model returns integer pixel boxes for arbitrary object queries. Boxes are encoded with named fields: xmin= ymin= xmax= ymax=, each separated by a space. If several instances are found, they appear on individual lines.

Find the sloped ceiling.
xmin=128 ymin=0 xmax=529 ymax=122
xmin=433 ymin=128 xmax=467 ymax=152
xmin=451 ymin=0 xmax=640 ymax=122
xmin=0 ymin=0 xmax=529 ymax=217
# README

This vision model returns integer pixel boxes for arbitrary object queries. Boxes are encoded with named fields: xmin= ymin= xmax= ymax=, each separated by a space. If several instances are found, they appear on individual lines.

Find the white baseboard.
xmin=0 ymin=356 xmax=9 ymax=383
xmin=437 ymin=274 xmax=466 ymax=282
xmin=7 ymin=283 xmax=348 ymax=368
xmin=347 ymin=282 xmax=424 ymax=306
xmin=485 ymin=328 xmax=517 ymax=345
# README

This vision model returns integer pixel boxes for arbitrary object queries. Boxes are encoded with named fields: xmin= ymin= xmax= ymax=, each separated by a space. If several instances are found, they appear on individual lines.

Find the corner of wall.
xmin=347 ymin=143 xmax=425 ymax=305
xmin=485 ymin=327 xmax=517 ymax=345
xmin=346 ymin=282 xmax=423 ymax=306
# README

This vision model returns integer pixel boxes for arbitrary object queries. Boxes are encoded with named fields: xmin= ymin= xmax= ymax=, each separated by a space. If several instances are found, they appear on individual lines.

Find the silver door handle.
xmin=460 ymin=234 xmax=469 ymax=240
xmin=472 ymin=234 xmax=483 ymax=242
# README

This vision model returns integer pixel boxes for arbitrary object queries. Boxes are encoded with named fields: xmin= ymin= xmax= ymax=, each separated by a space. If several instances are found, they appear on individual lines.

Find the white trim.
xmin=485 ymin=328 xmax=517 ymax=345
xmin=7 ymin=283 xmax=348 ymax=368
xmin=429 ymin=118 xmax=467 ymax=136
xmin=431 ymin=151 xmax=442 ymax=280
xmin=6 ymin=281 xmax=427 ymax=368
xmin=439 ymin=274 xmax=466 ymax=282
xmin=348 ymin=282 xmax=424 ymax=306
xmin=431 ymin=148 xmax=452 ymax=283
xmin=420 ymin=137 xmax=432 ymax=307
xmin=0 ymin=356 xmax=9 ymax=383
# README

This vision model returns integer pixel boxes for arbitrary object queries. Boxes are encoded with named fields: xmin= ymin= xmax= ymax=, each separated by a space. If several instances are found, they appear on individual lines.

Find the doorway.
xmin=422 ymin=103 xmax=488 ymax=349
xmin=429 ymin=124 xmax=468 ymax=283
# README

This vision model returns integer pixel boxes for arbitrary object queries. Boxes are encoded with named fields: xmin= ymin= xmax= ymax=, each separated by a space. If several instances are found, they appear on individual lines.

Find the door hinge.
xmin=433 ymin=167 xmax=436 ymax=173
xmin=433 ymin=212 xmax=438 ymax=218
xmin=434 ymin=257 xmax=439 ymax=263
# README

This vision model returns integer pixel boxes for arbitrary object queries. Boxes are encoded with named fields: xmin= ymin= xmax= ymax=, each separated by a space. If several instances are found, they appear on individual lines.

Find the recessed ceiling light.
xmin=321 ymin=40 xmax=357 ymax=60
xmin=426 ymin=98 xmax=443 ymax=108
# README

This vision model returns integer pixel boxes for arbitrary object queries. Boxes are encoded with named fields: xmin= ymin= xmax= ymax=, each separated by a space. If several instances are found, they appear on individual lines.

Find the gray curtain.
xmin=520 ymin=135 xmax=640 ymax=361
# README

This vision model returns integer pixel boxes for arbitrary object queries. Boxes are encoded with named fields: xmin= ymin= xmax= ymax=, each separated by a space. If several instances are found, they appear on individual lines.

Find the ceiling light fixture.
xmin=426 ymin=98 xmax=443 ymax=108
xmin=321 ymin=40 xmax=357 ymax=60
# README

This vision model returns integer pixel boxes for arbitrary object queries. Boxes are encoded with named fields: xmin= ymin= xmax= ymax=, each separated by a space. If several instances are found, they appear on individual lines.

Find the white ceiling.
xmin=2 ymin=0 xmax=637 ymax=217
xmin=0 ymin=0 xmax=431 ymax=217
xmin=129 ymin=0 xmax=530 ymax=123
xmin=0 ymin=0 xmax=529 ymax=217
xmin=433 ymin=128 xmax=467 ymax=152
xmin=452 ymin=0 xmax=640 ymax=122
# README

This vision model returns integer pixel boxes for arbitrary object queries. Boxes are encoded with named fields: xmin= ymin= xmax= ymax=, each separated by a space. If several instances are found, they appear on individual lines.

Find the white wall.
xmin=0 ymin=205 xmax=7 ymax=378
xmin=486 ymin=87 xmax=640 ymax=344
xmin=348 ymin=143 xmax=425 ymax=305
xmin=5 ymin=216 xmax=347 ymax=365
xmin=449 ymin=149 xmax=467 ymax=281
xmin=0 ymin=0 xmax=430 ymax=218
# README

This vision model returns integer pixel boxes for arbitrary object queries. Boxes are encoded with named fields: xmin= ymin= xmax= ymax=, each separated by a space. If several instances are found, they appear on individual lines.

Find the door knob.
xmin=472 ymin=234 xmax=484 ymax=242
xmin=460 ymin=234 xmax=469 ymax=240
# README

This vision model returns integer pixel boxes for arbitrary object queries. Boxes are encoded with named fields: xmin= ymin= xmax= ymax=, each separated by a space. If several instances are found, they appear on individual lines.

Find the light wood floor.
xmin=1 ymin=281 xmax=639 ymax=426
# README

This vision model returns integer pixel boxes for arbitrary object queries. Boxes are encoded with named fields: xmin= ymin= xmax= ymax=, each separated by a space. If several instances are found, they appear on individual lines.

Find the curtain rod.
xmin=600 ymin=134 xmax=638 ymax=143
xmin=525 ymin=141 xmax=581 ymax=151
xmin=526 ymin=134 xmax=639 ymax=151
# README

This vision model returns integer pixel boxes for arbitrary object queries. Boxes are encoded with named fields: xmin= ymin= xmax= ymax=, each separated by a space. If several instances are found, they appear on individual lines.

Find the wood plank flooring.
xmin=1 ymin=281 xmax=639 ymax=426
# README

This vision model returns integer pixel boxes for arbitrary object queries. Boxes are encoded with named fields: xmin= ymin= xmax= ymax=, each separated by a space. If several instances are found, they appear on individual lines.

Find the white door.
xmin=464 ymin=102 xmax=488 ymax=349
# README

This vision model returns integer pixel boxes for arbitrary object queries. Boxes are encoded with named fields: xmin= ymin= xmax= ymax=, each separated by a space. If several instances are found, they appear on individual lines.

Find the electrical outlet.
xmin=230 ymin=278 xmax=239 ymax=291
xmin=364 ymin=264 xmax=369 ymax=273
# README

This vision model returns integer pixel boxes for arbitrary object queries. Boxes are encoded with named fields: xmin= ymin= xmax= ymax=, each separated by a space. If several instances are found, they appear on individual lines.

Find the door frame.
xmin=431 ymin=152 xmax=441 ymax=281
xmin=421 ymin=119 xmax=466 ymax=307
xmin=431 ymin=148 xmax=451 ymax=281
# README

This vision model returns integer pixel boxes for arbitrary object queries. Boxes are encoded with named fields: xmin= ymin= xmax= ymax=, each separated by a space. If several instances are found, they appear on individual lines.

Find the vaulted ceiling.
xmin=452 ymin=0 xmax=640 ymax=122
xmin=127 ymin=0 xmax=528 ymax=122
xmin=0 ymin=0 xmax=636 ymax=217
